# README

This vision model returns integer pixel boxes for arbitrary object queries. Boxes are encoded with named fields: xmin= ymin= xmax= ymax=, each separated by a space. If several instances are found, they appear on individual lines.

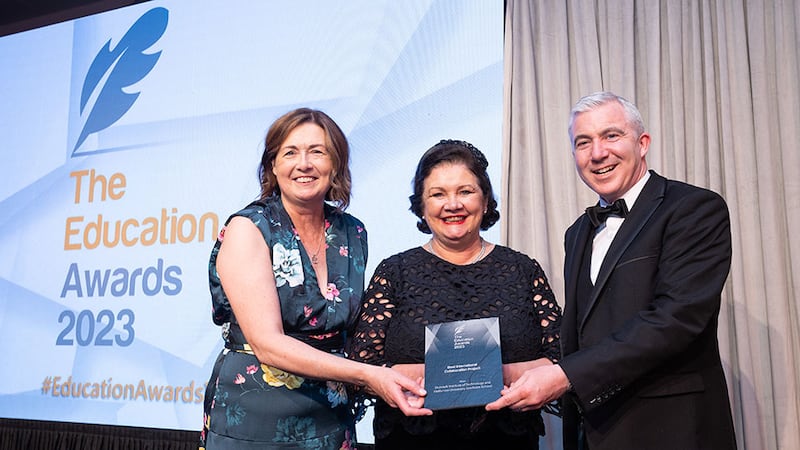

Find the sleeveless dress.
xmin=349 ymin=245 xmax=561 ymax=449
xmin=200 ymin=195 xmax=367 ymax=449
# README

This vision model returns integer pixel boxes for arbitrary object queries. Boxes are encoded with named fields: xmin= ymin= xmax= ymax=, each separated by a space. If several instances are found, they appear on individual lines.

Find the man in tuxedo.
xmin=487 ymin=91 xmax=737 ymax=449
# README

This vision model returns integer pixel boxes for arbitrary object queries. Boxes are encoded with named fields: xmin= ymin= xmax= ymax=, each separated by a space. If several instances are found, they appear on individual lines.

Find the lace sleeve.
xmin=347 ymin=260 xmax=397 ymax=420
xmin=530 ymin=258 xmax=563 ymax=417
xmin=349 ymin=260 xmax=397 ymax=366
xmin=530 ymin=259 xmax=562 ymax=363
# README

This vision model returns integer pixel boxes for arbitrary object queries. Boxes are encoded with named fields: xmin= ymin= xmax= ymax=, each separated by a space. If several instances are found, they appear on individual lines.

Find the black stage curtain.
xmin=0 ymin=419 xmax=197 ymax=450
xmin=0 ymin=419 xmax=376 ymax=450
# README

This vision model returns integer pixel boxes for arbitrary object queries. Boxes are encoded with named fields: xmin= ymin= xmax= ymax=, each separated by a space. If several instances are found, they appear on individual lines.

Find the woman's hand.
xmin=364 ymin=365 xmax=432 ymax=416
xmin=390 ymin=363 xmax=424 ymax=381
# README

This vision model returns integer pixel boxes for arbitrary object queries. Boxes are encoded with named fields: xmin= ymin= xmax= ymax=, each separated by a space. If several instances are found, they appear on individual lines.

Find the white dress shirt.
xmin=590 ymin=172 xmax=650 ymax=283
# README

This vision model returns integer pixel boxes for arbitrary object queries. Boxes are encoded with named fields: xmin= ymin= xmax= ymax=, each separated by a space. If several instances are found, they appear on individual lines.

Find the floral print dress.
xmin=200 ymin=195 xmax=367 ymax=450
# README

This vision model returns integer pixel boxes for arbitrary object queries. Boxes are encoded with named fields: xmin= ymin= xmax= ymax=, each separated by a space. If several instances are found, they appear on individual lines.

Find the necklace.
xmin=427 ymin=238 xmax=485 ymax=265
xmin=309 ymin=234 xmax=325 ymax=265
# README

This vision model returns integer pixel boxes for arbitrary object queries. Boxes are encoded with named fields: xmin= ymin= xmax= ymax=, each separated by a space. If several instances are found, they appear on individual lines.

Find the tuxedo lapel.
xmin=565 ymin=219 xmax=594 ymax=298
xmin=563 ymin=216 xmax=595 ymax=351
xmin=580 ymin=172 xmax=667 ymax=331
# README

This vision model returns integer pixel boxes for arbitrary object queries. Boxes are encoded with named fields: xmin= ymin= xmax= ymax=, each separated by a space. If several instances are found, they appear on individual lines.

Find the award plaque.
xmin=423 ymin=317 xmax=503 ymax=410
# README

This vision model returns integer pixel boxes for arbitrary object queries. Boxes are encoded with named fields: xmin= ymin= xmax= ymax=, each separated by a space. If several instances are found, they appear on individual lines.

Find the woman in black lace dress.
xmin=349 ymin=140 xmax=562 ymax=449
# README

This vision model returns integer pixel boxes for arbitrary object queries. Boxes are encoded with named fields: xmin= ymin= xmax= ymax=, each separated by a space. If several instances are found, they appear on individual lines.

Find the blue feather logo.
xmin=73 ymin=7 xmax=169 ymax=154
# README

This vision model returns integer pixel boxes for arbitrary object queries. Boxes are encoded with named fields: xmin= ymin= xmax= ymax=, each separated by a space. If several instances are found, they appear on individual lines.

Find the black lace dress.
xmin=349 ymin=245 xmax=561 ymax=449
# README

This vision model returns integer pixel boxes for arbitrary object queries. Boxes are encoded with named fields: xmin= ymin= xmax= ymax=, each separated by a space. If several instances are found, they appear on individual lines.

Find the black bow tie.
xmin=586 ymin=199 xmax=629 ymax=227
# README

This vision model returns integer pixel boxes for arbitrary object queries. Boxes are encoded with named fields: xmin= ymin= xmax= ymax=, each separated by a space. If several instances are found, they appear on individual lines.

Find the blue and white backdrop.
xmin=0 ymin=0 xmax=503 ymax=435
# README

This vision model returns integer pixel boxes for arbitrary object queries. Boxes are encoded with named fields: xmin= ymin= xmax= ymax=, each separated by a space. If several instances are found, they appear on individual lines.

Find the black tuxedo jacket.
xmin=559 ymin=171 xmax=736 ymax=450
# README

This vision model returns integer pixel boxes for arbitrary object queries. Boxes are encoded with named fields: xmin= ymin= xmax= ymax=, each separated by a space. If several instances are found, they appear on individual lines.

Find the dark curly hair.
xmin=409 ymin=139 xmax=500 ymax=234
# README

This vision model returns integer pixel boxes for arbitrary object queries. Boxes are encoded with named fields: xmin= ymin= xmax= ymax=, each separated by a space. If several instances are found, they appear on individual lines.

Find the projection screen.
xmin=0 ymin=0 xmax=503 ymax=434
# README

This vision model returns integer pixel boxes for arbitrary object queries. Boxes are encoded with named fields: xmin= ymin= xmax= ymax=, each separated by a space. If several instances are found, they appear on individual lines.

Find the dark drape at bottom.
xmin=0 ymin=419 xmax=198 ymax=450
xmin=0 ymin=419 xmax=377 ymax=450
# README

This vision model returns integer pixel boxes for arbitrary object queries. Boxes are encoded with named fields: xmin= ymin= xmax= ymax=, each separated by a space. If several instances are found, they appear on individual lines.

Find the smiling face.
xmin=271 ymin=122 xmax=332 ymax=208
xmin=421 ymin=162 xmax=487 ymax=247
xmin=571 ymin=101 xmax=650 ymax=203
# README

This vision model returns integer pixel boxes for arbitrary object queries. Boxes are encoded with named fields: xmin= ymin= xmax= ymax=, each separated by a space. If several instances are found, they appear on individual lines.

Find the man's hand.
xmin=485 ymin=363 xmax=570 ymax=412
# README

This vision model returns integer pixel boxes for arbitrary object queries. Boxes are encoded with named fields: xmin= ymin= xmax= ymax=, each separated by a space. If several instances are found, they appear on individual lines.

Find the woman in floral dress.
xmin=200 ymin=108 xmax=430 ymax=449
